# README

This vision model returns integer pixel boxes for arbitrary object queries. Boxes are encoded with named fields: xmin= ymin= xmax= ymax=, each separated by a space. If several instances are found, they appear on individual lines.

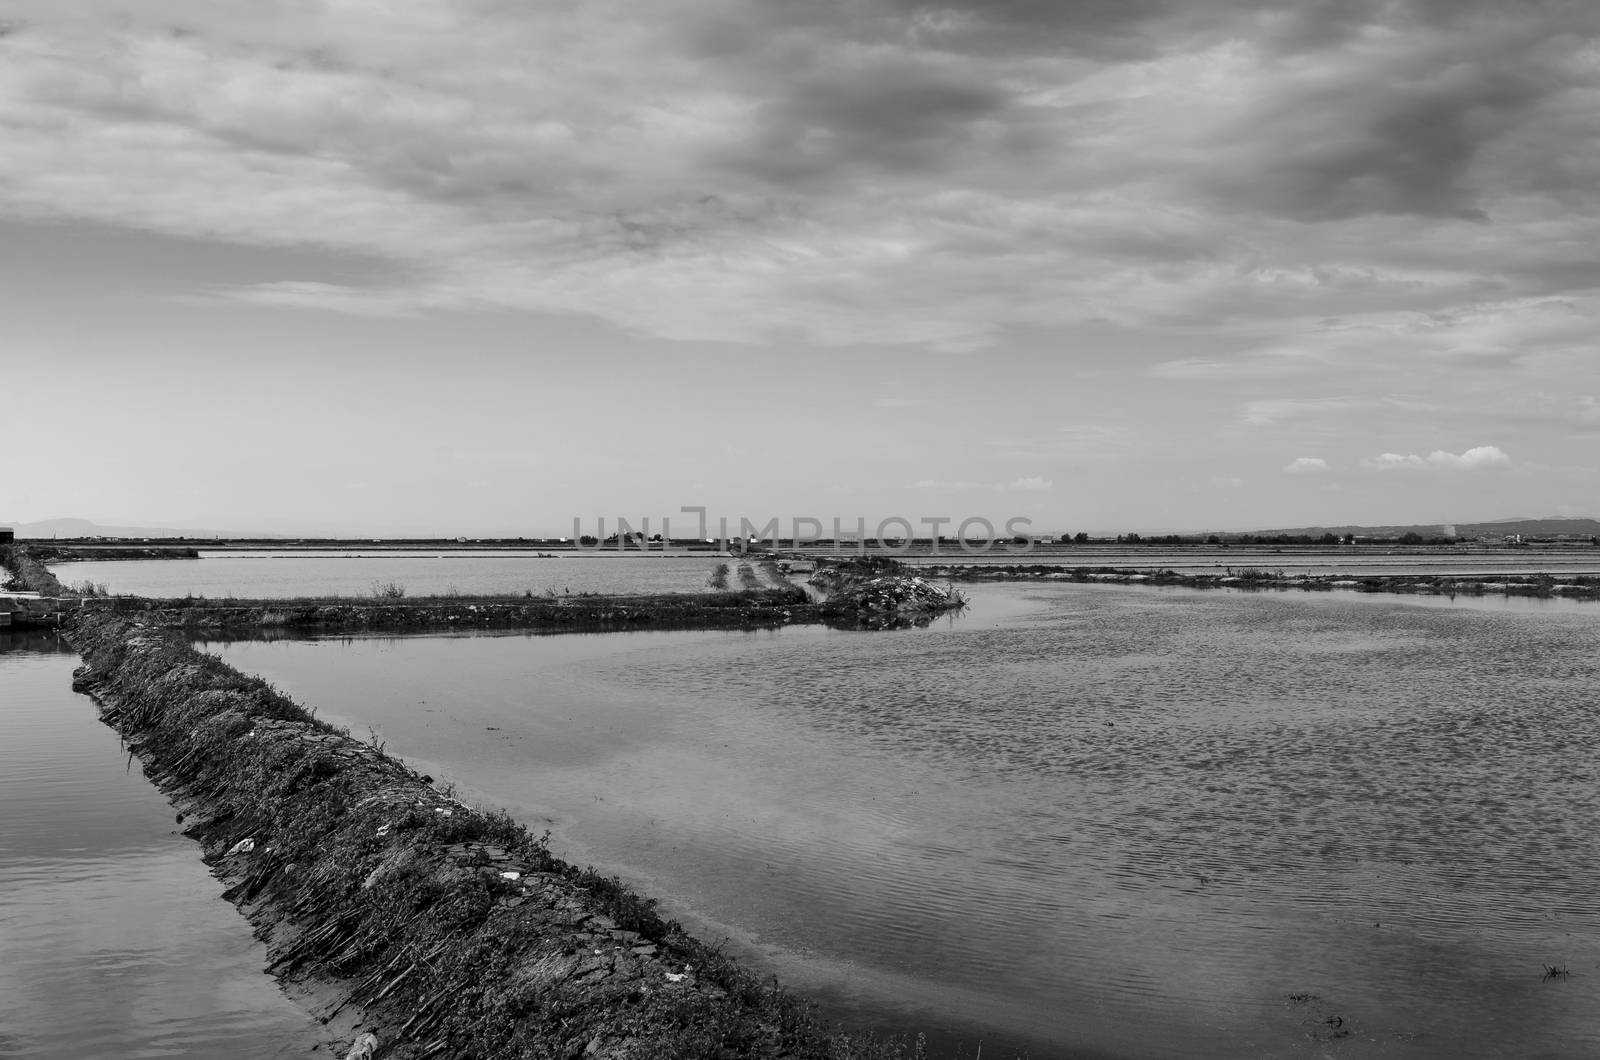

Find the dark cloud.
xmin=684 ymin=0 xmax=1599 ymax=215
xmin=886 ymin=0 xmax=1179 ymax=60
xmin=686 ymin=0 xmax=1176 ymax=63
xmin=1195 ymin=5 xmax=1599 ymax=222
xmin=717 ymin=59 xmax=1014 ymax=185
xmin=690 ymin=0 xmax=1582 ymax=65
xmin=1246 ymin=0 xmax=1562 ymax=55
xmin=1209 ymin=67 xmax=1549 ymax=221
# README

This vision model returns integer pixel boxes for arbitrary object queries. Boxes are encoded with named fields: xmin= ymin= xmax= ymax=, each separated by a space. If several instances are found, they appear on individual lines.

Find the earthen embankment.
xmin=66 ymin=613 xmax=916 ymax=1060
xmin=82 ymin=587 xmax=819 ymax=634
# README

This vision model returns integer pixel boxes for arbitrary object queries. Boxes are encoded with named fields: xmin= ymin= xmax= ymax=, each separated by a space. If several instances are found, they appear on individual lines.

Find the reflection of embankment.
xmin=67 ymin=614 xmax=925 ymax=1060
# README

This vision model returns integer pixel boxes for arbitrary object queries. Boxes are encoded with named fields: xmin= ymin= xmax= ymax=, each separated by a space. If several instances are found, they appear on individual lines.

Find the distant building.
xmin=0 ymin=528 xmax=13 ymax=544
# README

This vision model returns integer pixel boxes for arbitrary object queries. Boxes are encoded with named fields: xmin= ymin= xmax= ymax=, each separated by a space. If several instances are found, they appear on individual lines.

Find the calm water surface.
xmin=51 ymin=551 xmax=741 ymax=599
xmin=210 ymin=584 xmax=1600 ymax=1059
xmin=0 ymin=633 xmax=329 ymax=1059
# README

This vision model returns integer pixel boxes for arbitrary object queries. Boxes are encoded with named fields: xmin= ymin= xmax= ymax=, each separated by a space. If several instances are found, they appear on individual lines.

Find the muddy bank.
xmin=66 ymin=613 xmax=923 ymax=1060
xmin=918 ymin=563 xmax=1600 ymax=599
xmin=1 ymin=544 xmax=71 ymax=597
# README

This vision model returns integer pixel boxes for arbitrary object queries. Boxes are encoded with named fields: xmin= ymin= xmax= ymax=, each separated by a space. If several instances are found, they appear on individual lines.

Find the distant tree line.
xmin=1052 ymin=532 xmax=1468 ymax=546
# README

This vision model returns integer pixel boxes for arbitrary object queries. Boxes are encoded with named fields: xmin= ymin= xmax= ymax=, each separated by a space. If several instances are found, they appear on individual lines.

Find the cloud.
xmin=1240 ymin=398 xmax=1372 ymax=427
xmin=193 ymin=281 xmax=421 ymax=316
xmin=1239 ymin=394 xmax=1443 ymax=429
xmin=1282 ymin=457 xmax=1331 ymax=475
xmin=914 ymin=479 xmax=987 ymax=491
xmin=913 ymin=476 xmax=1053 ymax=492
xmin=1363 ymin=452 xmax=1431 ymax=471
xmin=1362 ymin=445 xmax=1511 ymax=471
xmin=0 ymin=0 xmax=1596 ymax=357
xmin=1426 ymin=445 xmax=1513 ymax=470
xmin=1147 ymin=356 xmax=1314 ymax=381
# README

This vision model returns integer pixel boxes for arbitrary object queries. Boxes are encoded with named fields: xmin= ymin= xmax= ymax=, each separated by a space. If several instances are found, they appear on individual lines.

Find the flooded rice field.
xmin=49 ymin=550 xmax=739 ymax=599
xmin=0 ymin=633 xmax=327 ymax=1059
xmin=205 ymin=583 xmax=1600 ymax=1059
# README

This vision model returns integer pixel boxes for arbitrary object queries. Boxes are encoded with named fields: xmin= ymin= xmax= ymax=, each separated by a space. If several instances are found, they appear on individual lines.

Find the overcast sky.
xmin=3 ymin=0 xmax=1597 ymax=535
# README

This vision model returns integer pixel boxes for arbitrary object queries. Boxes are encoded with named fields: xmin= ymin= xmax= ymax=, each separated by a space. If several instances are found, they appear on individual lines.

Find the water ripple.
xmin=213 ymin=584 xmax=1600 ymax=1059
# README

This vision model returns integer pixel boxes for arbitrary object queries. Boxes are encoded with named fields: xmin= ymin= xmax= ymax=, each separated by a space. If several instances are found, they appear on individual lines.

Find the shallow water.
xmin=209 ymin=584 xmax=1600 ymax=1059
xmin=50 ymin=550 xmax=739 ymax=599
xmin=0 ymin=633 xmax=328 ymax=1059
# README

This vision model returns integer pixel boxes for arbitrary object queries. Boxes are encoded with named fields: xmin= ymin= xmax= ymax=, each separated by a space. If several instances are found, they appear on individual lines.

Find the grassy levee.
xmin=71 ymin=586 xmax=820 ymax=635
xmin=66 ymin=612 xmax=921 ymax=1060
xmin=1 ymin=543 xmax=71 ymax=596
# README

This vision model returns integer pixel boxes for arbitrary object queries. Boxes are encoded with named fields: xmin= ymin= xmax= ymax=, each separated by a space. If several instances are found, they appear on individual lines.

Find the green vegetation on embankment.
xmin=66 ymin=613 xmax=931 ymax=1060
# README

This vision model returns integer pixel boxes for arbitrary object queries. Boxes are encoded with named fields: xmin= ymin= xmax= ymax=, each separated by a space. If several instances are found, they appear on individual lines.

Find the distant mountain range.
xmin=1249 ymin=518 xmax=1600 ymax=539
xmin=0 ymin=517 xmax=258 ymax=539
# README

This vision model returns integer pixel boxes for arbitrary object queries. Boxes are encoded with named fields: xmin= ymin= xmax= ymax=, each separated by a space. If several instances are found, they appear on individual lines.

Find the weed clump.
xmin=1224 ymin=566 xmax=1284 ymax=583
xmin=0 ymin=544 xmax=69 ymax=596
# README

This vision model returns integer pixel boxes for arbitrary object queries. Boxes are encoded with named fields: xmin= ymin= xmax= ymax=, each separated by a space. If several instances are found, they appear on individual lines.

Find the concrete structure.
xmin=0 ymin=592 xmax=65 ymax=628
xmin=0 ymin=528 xmax=13 ymax=543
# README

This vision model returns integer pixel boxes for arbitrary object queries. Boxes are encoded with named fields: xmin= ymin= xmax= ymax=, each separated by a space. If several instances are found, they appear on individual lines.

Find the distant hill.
xmin=1251 ymin=518 xmax=1600 ymax=539
xmin=1458 ymin=517 xmax=1600 ymax=537
xmin=0 ymin=517 xmax=254 ymax=539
